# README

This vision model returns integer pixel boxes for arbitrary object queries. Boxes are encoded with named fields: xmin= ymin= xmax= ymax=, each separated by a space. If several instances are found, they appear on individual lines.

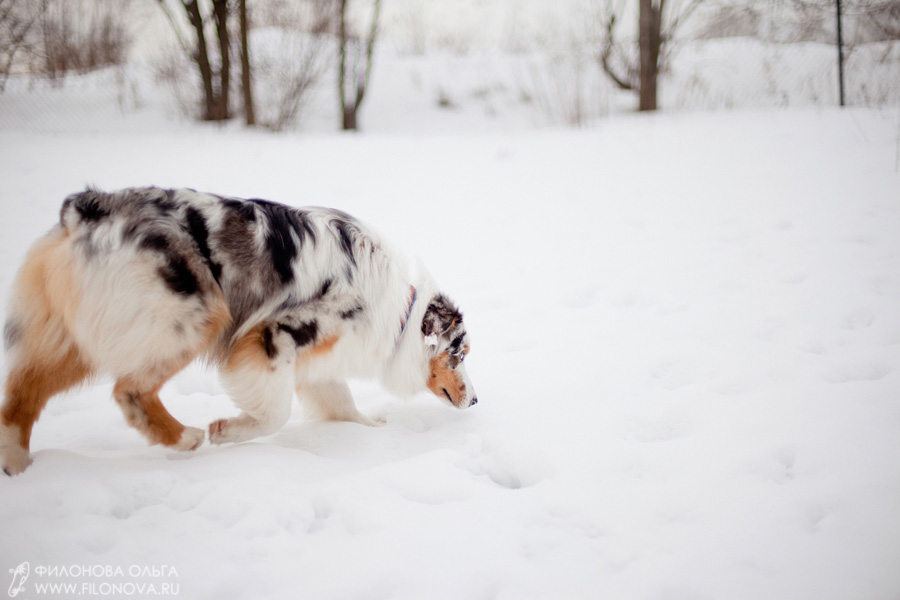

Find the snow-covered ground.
xmin=1 ymin=38 xmax=900 ymax=600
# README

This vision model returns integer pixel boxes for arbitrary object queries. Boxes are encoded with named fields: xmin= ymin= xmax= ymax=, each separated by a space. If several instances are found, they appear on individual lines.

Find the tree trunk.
xmin=338 ymin=0 xmax=351 ymax=130
xmin=338 ymin=0 xmax=381 ymax=131
xmin=342 ymin=108 xmax=357 ymax=131
xmin=358 ymin=0 xmax=381 ymax=110
xmin=239 ymin=0 xmax=255 ymax=125
xmin=183 ymin=0 xmax=215 ymax=121
xmin=212 ymin=0 xmax=230 ymax=121
xmin=638 ymin=0 xmax=662 ymax=112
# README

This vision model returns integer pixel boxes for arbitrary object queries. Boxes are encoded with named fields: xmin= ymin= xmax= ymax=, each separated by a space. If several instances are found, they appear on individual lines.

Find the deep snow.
xmin=1 ymin=56 xmax=900 ymax=600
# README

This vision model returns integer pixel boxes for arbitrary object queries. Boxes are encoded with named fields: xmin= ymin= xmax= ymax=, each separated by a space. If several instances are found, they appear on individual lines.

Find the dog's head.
xmin=421 ymin=294 xmax=477 ymax=409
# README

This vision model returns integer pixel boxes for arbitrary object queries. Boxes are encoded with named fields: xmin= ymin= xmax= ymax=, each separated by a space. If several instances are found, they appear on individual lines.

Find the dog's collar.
xmin=399 ymin=285 xmax=417 ymax=337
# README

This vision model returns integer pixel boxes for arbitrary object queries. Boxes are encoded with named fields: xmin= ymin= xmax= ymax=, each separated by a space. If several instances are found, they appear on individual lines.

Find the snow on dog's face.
xmin=421 ymin=295 xmax=477 ymax=409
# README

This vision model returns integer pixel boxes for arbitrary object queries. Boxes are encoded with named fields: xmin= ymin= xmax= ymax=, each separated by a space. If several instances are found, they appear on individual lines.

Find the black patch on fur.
xmin=159 ymin=254 xmax=199 ymax=296
xmin=3 ymin=320 xmax=21 ymax=351
xmin=141 ymin=188 xmax=178 ymax=214
xmin=314 ymin=278 xmax=332 ymax=300
xmin=278 ymin=321 xmax=318 ymax=347
xmin=341 ymin=305 xmax=363 ymax=320
xmin=449 ymin=333 xmax=465 ymax=353
xmin=250 ymin=200 xmax=316 ymax=286
xmin=268 ymin=236 xmax=296 ymax=285
xmin=140 ymin=233 xmax=169 ymax=252
xmin=140 ymin=234 xmax=199 ymax=296
xmin=331 ymin=218 xmax=357 ymax=268
xmin=73 ymin=195 xmax=110 ymax=222
xmin=263 ymin=327 xmax=278 ymax=359
xmin=223 ymin=198 xmax=257 ymax=222
xmin=152 ymin=198 xmax=178 ymax=214
xmin=185 ymin=207 xmax=222 ymax=284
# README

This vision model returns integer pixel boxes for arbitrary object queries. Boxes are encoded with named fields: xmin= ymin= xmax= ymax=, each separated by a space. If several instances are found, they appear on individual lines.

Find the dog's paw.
xmin=363 ymin=414 xmax=386 ymax=428
xmin=348 ymin=412 xmax=385 ymax=428
xmin=172 ymin=426 xmax=205 ymax=451
xmin=1 ymin=446 xmax=32 ymax=476
xmin=321 ymin=408 xmax=384 ymax=428
xmin=1 ymin=425 xmax=32 ymax=475
xmin=208 ymin=418 xmax=236 ymax=445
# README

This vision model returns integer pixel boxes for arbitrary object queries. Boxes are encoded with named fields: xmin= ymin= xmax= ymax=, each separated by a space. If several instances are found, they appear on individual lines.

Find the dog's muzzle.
xmin=459 ymin=365 xmax=478 ymax=409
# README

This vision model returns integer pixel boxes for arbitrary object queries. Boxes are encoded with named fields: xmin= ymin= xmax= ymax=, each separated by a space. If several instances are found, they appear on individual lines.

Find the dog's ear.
xmin=421 ymin=294 xmax=462 ymax=345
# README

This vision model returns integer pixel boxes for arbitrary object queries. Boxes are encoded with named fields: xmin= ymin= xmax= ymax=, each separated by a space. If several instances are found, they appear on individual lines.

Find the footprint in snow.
xmin=753 ymin=446 xmax=796 ymax=484
xmin=804 ymin=503 xmax=834 ymax=533
xmin=842 ymin=308 xmax=876 ymax=331
xmin=823 ymin=363 xmax=891 ymax=384
xmin=649 ymin=358 xmax=700 ymax=391
xmin=472 ymin=449 xmax=550 ymax=490
xmin=627 ymin=410 xmax=696 ymax=443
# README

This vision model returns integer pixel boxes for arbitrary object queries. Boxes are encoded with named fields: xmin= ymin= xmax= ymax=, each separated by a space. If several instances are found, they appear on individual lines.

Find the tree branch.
xmin=155 ymin=0 xmax=191 ymax=57
xmin=599 ymin=5 xmax=636 ymax=91
xmin=665 ymin=0 xmax=704 ymax=40
xmin=338 ymin=0 xmax=348 ymax=117
xmin=356 ymin=0 xmax=381 ymax=107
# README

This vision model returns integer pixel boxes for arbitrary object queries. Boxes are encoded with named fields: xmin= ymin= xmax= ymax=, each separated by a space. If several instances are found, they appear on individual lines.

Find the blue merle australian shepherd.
xmin=0 ymin=187 xmax=476 ymax=475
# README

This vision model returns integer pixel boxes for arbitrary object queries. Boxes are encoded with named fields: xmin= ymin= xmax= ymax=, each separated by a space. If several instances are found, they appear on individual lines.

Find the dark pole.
xmin=836 ymin=0 xmax=845 ymax=106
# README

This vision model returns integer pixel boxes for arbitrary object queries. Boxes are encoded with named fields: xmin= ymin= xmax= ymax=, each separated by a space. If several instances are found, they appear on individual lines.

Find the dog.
xmin=0 ymin=187 xmax=476 ymax=475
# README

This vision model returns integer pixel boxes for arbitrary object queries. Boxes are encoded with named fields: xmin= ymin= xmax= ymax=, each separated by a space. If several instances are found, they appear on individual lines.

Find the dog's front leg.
xmin=211 ymin=355 xmax=295 ymax=445
xmin=297 ymin=380 xmax=383 ymax=427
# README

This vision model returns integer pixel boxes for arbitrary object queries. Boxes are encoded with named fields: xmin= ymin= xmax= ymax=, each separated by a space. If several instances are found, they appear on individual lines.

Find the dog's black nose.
xmin=470 ymin=397 xmax=478 ymax=406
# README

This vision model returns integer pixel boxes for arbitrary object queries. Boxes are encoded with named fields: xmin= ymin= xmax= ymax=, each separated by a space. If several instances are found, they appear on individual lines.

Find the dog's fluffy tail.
xmin=3 ymin=228 xmax=84 ymax=370
xmin=1 ymin=228 xmax=94 ymax=474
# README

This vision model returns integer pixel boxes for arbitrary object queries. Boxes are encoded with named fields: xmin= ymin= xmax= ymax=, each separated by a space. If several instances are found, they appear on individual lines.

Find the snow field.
xmin=0 ymin=101 xmax=899 ymax=599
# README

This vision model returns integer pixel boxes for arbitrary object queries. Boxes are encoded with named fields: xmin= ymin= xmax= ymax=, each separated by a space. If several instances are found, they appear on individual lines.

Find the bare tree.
xmin=251 ymin=0 xmax=333 ymax=131
xmin=255 ymin=31 xmax=332 ymax=131
xmin=159 ymin=0 xmax=334 ymax=129
xmin=784 ymin=0 xmax=900 ymax=42
xmin=338 ymin=0 xmax=382 ymax=131
xmin=211 ymin=0 xmax=229 ymax=120
xmin=238 ymin=0 xmax=254 ymax=125
xmin=863 ymin=0 xmax=900 ymax=40
xmin=32 ymin=0 xmax=130 ymax=85
xmin=157 ymin=0 xmax=232 ymax=122
xmin=0 ymin=0 xmax=45 ymax=91
xmin=599 ymin=0 xmax=703 ymax=111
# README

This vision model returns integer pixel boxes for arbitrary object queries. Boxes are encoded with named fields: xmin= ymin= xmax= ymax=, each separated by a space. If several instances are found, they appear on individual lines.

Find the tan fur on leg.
xmin=1 ymin=231 xmax=94 ymax=475
xmin=113 ymin=375 xmax=204 ymax=451
xmin=108 ymin=292 xmax=228 ymax=451
xmin=1 ymin=346 xmax=93 ymax=475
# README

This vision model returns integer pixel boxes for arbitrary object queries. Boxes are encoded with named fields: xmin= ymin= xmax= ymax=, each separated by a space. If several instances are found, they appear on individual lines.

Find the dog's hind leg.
xmin=1 ymin=346 xmax=93 ymax=475
xmin=112 ymin=368 xmax=205 ymax=452
xmin=210 ymin=325 xmax=294 ymax=444
xmin=298 ymin=380 xmax=383 ymax=427
xmin=109 ymin=300 xmax=230 ymax=453
xmin=1 ymin=232 xmax=94 ymax=475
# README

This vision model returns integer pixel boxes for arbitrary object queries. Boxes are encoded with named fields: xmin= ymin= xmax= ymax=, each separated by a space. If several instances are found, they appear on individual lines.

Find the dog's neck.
xmin=381 ymin=277 xmax=437 ymax=397
xmin=398 ymin=285 xmax=418 ymax=339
